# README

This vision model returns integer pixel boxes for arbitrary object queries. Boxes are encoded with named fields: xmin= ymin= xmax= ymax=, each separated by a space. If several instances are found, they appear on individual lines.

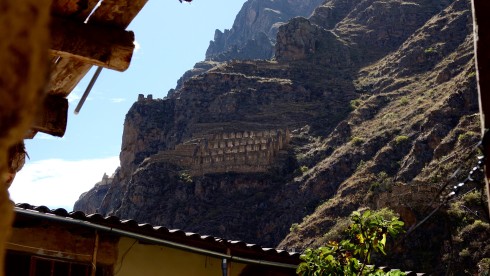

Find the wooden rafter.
xmin=30 ymin=0 xmax=149 ymax=138
xmin=50 ymin=16 xmax=135 ymax=72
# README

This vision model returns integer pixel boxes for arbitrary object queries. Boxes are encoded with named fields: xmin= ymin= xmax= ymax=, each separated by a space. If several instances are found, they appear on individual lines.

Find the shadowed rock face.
xmin=75 ymin=0 xmax=487 ymax=273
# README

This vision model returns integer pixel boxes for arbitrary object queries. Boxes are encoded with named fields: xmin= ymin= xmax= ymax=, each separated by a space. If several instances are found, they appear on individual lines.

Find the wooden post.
xmin=471 ymin=0 xmax=490 ymax=213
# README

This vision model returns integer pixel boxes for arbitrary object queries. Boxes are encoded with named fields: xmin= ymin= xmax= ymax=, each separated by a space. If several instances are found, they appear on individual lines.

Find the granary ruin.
xmin=148 ymin=129 xmax=291 ymax=175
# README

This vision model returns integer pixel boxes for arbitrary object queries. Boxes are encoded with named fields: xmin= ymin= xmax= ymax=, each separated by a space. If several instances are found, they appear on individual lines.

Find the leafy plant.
xmin=297 ymin=209 xmax=405 ymax=276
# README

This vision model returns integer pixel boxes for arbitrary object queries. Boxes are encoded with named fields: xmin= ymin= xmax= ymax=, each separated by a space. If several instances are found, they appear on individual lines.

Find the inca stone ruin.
xmin=147 ymin=129 xmax=290 ymax=176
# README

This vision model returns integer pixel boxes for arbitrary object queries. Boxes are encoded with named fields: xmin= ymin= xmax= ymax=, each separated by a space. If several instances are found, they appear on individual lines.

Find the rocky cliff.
xmin=75 ymin=0 xmax=489 ymax=274
xmin=173 ymin=0 xmax=324 ymax=90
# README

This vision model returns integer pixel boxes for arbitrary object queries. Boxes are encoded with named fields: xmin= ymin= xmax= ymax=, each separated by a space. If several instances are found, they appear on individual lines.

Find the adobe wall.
xmin=154 ymin=129 xmax=290 ymax=175
xmin=0 ymin=1 xmax=51 ymax=275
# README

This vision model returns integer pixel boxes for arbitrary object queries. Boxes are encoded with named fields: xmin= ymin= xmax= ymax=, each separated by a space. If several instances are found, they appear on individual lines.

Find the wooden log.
xmin=50 ymin=16 xmax=135 ymax=72
xmin=472 ymin=0 xmax=490 ymax=213
xmin=32 ymin=95 xmax=68 ymax=137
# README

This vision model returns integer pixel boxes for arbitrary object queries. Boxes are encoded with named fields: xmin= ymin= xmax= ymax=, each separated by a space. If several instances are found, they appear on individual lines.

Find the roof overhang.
xmin=30 ymin=0 xmax=148 ymax=138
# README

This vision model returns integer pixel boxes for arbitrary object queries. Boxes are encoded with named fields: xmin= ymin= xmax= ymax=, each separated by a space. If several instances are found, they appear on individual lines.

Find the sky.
xmin=10 ymin=0 xmax=246 ymax=211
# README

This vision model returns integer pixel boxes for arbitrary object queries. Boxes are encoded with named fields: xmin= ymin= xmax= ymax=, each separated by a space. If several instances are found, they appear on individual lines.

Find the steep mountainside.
xmin=75 ymin=0 xmax=489 ymax=273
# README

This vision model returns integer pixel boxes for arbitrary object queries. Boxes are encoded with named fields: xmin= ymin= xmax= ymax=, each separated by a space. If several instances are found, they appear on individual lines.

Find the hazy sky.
xmin=10 ymin=0 xmax=246 ymax=211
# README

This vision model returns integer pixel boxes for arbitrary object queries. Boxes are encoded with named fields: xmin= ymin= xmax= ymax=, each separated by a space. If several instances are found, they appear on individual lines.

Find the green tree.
xmin=297 ymin=209 xmax=405 ymax=276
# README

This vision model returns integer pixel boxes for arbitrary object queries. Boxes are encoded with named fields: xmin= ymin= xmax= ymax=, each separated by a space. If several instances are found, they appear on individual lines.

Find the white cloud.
xmin=35 ymin=133 xmax=59 ymax=140
xmin=110 ymin=98 xmax=126 ymax=103
xmin=67 ymin=91 xmax=81 ymax=103
xmin=134 ymin=40 xmax=141 ymax=53
xmin=9 ymin=156 xmax=119 ymax=212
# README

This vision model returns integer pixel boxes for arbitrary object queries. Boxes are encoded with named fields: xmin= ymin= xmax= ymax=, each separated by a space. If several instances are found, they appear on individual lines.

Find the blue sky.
xmin=10 ymin=0 xmax=246 ymax=210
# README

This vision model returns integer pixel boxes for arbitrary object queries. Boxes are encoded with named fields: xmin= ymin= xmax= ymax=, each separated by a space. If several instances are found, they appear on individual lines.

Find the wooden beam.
xmin=8 ymin=224 xmax=117 ymax=265
xmin=87 ymin=0 xmax=148 ymax=28
xmin=50 ymin=0 xmax=99 ymax=19
xmin=31 ymin=95 xmax=68 ymax=137
xmin=47 ymin=58 xmax=92 ymax=97
xmin=471 ymin=0 xmax=490 ymax=213
xmin=50 ymin=16 xmax=135 ymax=72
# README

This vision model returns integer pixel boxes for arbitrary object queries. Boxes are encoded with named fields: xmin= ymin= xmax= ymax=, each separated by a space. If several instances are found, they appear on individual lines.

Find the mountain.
xmin=172 ymin=0 xmax=324 ymax=91
xmin=75 ymin=0 xmax=489 ymax=273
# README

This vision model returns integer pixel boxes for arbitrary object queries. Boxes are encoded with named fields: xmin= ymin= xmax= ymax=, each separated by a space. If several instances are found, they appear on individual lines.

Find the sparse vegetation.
xmin=357 ymin=160 xmax=367 ymax=171
xmin=394 ymin=135 xmax=409 ymax=145
xmin=351 ymin=136 xmax=365 ymax=146
xmin=300 ymin=165 xmax=309 ymax=174
xmin=369 ymin=172 xmax=392 ymax=193
xmin=399 ymin=97 xmax=409 ymax=106
xmin=350 ymin=99 xmax=363 ymax=110
xmin=290 ymin=223 xmax=300 ymax=233
xmin=424 ymin=47 xmax=437 ymax=54
xmin=457 ymin=131 xmax=478 ymax=143
xmin=178 ymin=171 xmax=193 ymax=183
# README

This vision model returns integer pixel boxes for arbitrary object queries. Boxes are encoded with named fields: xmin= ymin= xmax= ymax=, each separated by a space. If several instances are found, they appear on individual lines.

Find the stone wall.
xmin=375 ymin=184 xmax=441 ymax=209
xmin=151 ymin=129 xmax=290 ymax=175
xmin=137 ymin=94 xmax=153 ymax=101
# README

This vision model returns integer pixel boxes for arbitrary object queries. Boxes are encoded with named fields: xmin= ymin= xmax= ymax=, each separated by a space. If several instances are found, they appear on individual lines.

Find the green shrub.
xmin=300 ymin=165 xmax=309 ymax=174
xmin=478 ymin=259 xmax=490 ymax=275
xmin=424 ymin=47 xmax=437 ymax=53
xmin=357 ymin=160 xmax=366 ymax=171
xmin=350 ymin=99 xmax=362 ymax=110
xmin=458 ymin=132 xmax=477 ymax=143
xmin=178 ymin=172 xmax=193 ymax=183
xmin=351 ymin=137 xmax=365 ymax=146
xmin=297 ymin=209 xmax=405 ymax=276
xmin=399 ymin=97 xmax=409 ymax=106
xmin=290 ymin=223 xmax=300 ymax=233
xmin=461 ymin=190 xmax=482 ymax=207
xmin=394 ymin=135 xmax=409 ymax=145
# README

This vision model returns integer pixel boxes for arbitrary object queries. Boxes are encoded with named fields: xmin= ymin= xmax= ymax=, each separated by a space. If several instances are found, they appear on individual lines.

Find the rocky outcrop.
xmin=205 ymin=0 xmax=324 ymax=61
xmin=75 ymin=0 xmax=487 ymax=273
xmin=74 ymin=173 xmax=113 ymax=214
xmin=175 ymin=0 xmax=324 ymax=90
